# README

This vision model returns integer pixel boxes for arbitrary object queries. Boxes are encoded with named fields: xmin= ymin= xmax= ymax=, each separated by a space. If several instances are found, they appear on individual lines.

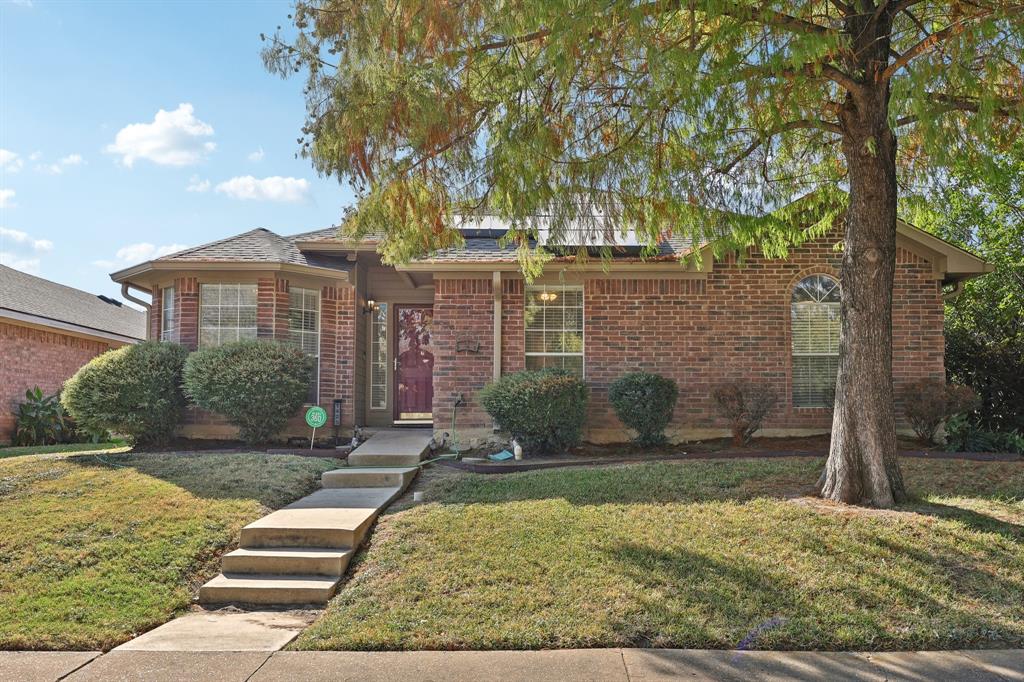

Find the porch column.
xmin=492 ymin=271 xmax=502 ymax=381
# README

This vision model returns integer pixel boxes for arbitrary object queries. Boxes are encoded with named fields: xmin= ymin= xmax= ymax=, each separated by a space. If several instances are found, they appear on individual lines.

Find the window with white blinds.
xmin=525 ymin=285 xmax=584 ymax=377
xmin=369 ymin=303 xmax=388 ymax=409
xmin=160 ymin=286 xmax=176 ymax=341
xmin=289 ymin=287 xmax=320 ymax=403
xmin=791 ymin=275 xmax=840 ymax=408
xmin=199 ymin=283 xmax=258 ymax=347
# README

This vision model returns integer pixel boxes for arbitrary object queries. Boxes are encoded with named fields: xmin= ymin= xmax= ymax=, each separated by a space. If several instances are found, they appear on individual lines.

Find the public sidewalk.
xmin=3 ymin=647 xmax=1022 ymax=681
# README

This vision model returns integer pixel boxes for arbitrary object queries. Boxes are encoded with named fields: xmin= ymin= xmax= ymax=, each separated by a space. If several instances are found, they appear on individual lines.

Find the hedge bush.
xmin=608 ymin=372 xmax=678 ymax=446
xmin=899 ymin=378 xmax=980 ymax=444
xmin=183 ymin=340 xmax=312 ymax=445
xmin=479 ymin=369 xmax=588 ymax=455
xmin=62 ymin=341 xmax=189 ymax=446
xmin=711 ymin=380 xmax=778 ymax=447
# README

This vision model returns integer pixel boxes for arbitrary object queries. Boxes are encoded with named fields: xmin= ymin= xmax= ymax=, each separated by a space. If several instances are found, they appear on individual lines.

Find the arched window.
xmin=791 ymin=275 xmax=840 ymax=408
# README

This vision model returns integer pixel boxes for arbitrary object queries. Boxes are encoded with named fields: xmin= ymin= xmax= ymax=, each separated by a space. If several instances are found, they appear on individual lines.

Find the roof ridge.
xmin=157 ymin=227 xmax=280 ymax=261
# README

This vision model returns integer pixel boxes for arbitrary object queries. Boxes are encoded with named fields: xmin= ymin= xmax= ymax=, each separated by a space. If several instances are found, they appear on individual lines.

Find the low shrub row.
xmin=60 ymin=340 xmax=312 ymax=447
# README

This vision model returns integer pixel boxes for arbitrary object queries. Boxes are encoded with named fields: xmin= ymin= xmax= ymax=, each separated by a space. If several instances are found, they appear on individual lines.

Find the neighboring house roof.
xmin=0 ymin=265 xmax=146 ymax=343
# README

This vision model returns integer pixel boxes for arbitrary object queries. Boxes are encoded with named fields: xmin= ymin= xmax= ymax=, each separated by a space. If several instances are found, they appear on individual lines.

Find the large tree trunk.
xmin=819 ymin=14 xmax=907 ymax=507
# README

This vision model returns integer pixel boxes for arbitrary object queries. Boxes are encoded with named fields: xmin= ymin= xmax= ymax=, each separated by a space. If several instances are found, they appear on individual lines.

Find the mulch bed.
xmin=443 ymin=447 xmax=1020 ymax=474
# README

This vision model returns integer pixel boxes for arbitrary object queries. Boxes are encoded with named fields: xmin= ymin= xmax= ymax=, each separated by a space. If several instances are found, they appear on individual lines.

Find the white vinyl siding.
xmin=199 ymin=283 xmax=258 ymax=347
xmin=525 ymin=285 xmax=584 ymax=377
xmin=791 ymin=275 xmax=840 ymax=408
xmin=160 ymin=286 xmax=176 ymax=341
xmin=289 ymin=287 xmax=320 ymax=403
xmin=369 ymin=303 xmax=388 ymax=409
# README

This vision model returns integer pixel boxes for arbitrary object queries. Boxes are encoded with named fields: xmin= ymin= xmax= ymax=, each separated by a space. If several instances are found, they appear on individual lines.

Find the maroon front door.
xmin=395 ymin=306 xmax=434 ymax=421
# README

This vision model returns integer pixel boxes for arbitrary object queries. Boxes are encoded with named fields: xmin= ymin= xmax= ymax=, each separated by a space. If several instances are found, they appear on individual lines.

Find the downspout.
xmin=942 ymin=278 xmax=967 ymax=303
xmin=492 ymin=271 xmax=502 ymax=433
xmin=121 ymin=282 xmax=153 ymax=338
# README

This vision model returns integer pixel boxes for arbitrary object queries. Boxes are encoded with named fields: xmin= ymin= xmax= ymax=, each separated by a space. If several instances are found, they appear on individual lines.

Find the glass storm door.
xmin=395 ymin=306 xmax=434 ymax=421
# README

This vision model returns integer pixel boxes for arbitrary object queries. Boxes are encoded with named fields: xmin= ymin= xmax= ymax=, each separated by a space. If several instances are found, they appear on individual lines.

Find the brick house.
xmin=109 ymin=217 xmax=989 ymax=443
xmin=1 ymin=265 xmax=146 ymax=443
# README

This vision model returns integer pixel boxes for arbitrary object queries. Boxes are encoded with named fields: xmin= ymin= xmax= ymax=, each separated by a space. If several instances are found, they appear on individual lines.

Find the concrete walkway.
xmin=5 ymin=648 xmax=1021 ymax=681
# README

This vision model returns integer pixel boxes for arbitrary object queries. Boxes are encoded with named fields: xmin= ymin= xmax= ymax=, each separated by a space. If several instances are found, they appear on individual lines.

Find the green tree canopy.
xmin=265 ymin=1 xmax=1024 ymax=507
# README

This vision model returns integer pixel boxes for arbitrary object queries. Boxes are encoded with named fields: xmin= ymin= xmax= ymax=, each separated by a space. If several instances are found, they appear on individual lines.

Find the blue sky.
xmin=0 ymin=0 xmax=354 ymax=300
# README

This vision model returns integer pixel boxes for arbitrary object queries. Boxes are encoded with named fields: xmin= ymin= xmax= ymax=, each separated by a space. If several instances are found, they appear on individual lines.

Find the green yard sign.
xmin=305 ymin=406 xmax=328 ymax=429
xmin=305 ymin=406 xmax=328 ymax=449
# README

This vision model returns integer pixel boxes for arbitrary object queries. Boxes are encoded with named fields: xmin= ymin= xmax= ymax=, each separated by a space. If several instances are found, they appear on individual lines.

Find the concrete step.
xmin=239 ymin=487 xmax=402 ymax=549
xmin=198 ymin=574 xmax=340 ymax=605
xmin=347 ymin=452 xmax=425 ymax=467
xmin=346 ymin=429 xmax=432 ymax=468
xmin=221 ymin=547 xmax=354 ymax=576
xmin=323 ymin=467 xmax=419 ymax=489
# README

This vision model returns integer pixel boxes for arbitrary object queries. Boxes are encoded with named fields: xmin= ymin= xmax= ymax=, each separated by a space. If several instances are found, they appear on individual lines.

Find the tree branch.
xmin=718 ymin=119 xmax=841 ymax=174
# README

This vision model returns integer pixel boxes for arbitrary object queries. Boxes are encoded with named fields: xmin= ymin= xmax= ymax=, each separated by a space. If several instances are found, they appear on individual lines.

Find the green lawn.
xmin=296 ymin=457 xmax=1024 ymax=652
xmin=0 ymin=451 xmax=341 ymax=651
xmin=0 ymin=441 xmax=129 ymax=459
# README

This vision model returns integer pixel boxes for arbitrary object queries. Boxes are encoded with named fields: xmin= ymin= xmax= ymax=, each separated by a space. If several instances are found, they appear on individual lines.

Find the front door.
xmin=395 ymin=306 xmax=434 ymax=422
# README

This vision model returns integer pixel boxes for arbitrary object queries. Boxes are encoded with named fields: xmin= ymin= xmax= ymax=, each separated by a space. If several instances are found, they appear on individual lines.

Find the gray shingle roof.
xmin=156 ymin=228 xmax=353 ymax=272
xmin=0 ymin=265 xmax=146 ymax=340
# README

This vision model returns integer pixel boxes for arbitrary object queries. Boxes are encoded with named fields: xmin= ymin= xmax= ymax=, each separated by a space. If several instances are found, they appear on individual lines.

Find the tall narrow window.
xmin=369 ymin=303 xmax=388 ymax=409
xmin=160 ymin=286 xmax=176 ymax=341
xmin=289 ymin=287 xmax=320 ymax=403
xmin=525 ymin=285 xmax=584 ymax=377
xmin=199 ymin=283 xmax=258 ymax=347
xmin=791 ymin=275 xmax=840 ymax=408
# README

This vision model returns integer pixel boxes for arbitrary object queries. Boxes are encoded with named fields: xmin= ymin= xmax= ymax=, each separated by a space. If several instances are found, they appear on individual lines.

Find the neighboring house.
xmin=110 ymin=214 xmax=990 ymax=443
xmin=1 ymin=265 xmax=146 ymax=442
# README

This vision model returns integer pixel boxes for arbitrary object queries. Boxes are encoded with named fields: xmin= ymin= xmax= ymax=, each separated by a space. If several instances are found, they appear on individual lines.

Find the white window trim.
xmin=198 ymin=283 xmax=259 ymax=348
xmin=369 ymin=303 xmax=389 ymax=411
xmin=791 ymin=275 xmax=840 ymax=409
xmin=524 ymin=284 xmax=585 ymax=378
xmin=288 ymin=287 xmax=321 ymax=405
xmin=160 ymin=286 xmax=176 ymax=342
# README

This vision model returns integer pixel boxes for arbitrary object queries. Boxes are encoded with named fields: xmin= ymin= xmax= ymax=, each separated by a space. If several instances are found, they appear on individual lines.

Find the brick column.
xmin=274 ymin=277 xmax=290 ymax=341
xmin=433 ymin=278 xmax=495 ymax=428
xmin=256 ymin=277 xmax=277 ymax=339
xmin=149 ymin=287 xmax=162 ymax=340
xmin=175 ymin=277 xmax=200 ymax=350
xmin=318 ymin=283 xmax=356 ymax=422
xmin=500 ymin=278 xmax=525 ymax=375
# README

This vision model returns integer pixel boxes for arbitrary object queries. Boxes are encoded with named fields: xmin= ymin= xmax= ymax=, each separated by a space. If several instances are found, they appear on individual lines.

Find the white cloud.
xmin=0 ymin=252 xmax=40 ymax=274
xmin=186 ymin=175 xmax=211 ymax=193
xmin=0 ymin=149 xmax=23 ymax=173
xmin=105 ymin=103 xmax=215 ymax=167
xmin=247 ymin=147 xmax=265 ymax=162
xmin=0 ymin=226 xmax=53 ymax=251
xmin=38 ymin=153 xmax=85 ymax=175
xmin=28 ymin=151 xmax=41 ymax=161
xmin=215 ymin=175 xmax=310 ymax=203
xmin=0 ymin=189 xmax=15 ymax=208
xmin=93 ymin=242 xmax=189 ymax=269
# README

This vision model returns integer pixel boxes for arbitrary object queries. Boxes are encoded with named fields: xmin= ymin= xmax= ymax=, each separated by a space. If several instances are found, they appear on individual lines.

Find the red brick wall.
xmin=149 ymin=287 xmax=162 ymax=340
xmin=318 ymin=283 xmax=357 ymax=426
xmin=436 ymin=235 xmax=946 ymax=440
xmin=432 ymin=278 xmax=496 ymax=429
xmin=1 ymin=321 xmax=122 ymax=443
xmin=501 ymin=278 xmax=525 ymax=374
xmin=175 ymin=276 xmax=199 ymax=349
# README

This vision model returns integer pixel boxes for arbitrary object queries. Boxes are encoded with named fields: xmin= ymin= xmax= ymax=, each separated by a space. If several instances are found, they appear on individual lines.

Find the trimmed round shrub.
xmin=608 ymin=372 xmax=679 ymax=446
xmin=479 ymin=369 xmax=588 ymax=455
xmin=62 ymin=341 xmax=189 ymax=446
xmin=183 ymin=340 xmax=313 ymax=445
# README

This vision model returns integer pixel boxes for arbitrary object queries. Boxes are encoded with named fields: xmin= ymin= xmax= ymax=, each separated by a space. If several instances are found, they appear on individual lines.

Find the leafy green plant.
xmin=899 ymin=379 xmax=979 ymax=444
xmin=608 ymin=372 xmax=678 ymax=446
xmin=945 ymin=415 xmax=1024 ymax=455
xmin=711 ymin=381 xmax=779 ymax=447
xmin=480 ymin=369 xmax=588 ymax=455
xmin=62 ymin=341 xmax=189 ymax=447
xmin=183 ymin=340 xmax=312 ymax=445
xmin=14 ymin=387 xmax=71 ymax=446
